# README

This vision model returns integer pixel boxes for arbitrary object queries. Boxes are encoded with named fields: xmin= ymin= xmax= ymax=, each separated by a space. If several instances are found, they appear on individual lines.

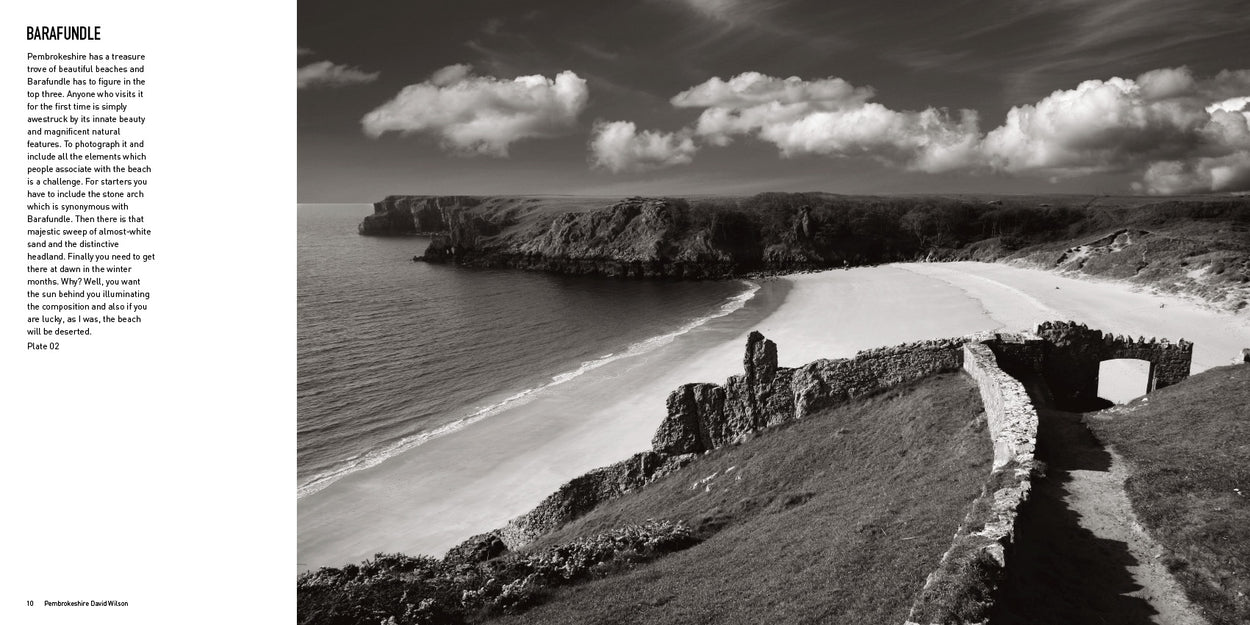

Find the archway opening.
xmin=1097 ymin=358 xmax=1152 ymax=404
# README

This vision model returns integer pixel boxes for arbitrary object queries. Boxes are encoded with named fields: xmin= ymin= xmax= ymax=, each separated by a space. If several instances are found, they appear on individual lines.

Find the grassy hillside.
xmin=297 ymin=373 xmax=992 ymax=625
xmin=1085 ymin=364 xmax=1250 ymax=625
xmin=1006 ymin=199 xmax=1250 ymax=311
xmin=488 ymin=372 xmax=992 ymax=625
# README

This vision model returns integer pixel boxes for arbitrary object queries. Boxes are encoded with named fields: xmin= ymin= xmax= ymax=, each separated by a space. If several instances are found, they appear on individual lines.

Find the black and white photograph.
xmin=295 ymin=2 xmax=1250 ymax=624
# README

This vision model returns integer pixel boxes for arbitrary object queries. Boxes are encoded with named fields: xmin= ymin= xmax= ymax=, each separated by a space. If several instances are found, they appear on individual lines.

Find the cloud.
xmin=297 ymin=47 xmax=315 ymax=57
xmin=983 ymin=69 xmax=1205 ymax=175
xmin=429 ymin=64 xmax=473 ymax=86
xmin=672 ymin=72 xmax=981 ymax=172
xmin=1137 ymin=155 xmax=1250 ymax=195
xmin=619 ymin=68 xmax=1250 ymax=193
xmin=663 ymin=0 xmax=789 ymax=29
xmin=590 ymin=121 xmax=698 ymax=172
xmin=674 ymin=0 xmax=753 ymax=23
xmin=297 ymin=60 xmax=380 ymax=89
xmin=1208 ymin=95 xmax=1250 ymax=115
xmin=362 ymin=65 xmax=589 ymax=157
xmin=981 ymin=0 xmax=1250 ymax=102
xmin=983 ymin=67 xmax=1250 ymax=192
xmin=671 ymin=72 xmax=873 ymax=109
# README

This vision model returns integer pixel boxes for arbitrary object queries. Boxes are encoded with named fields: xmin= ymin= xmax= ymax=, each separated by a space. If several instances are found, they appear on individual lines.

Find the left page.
xmin=3 ymin=2 xmax=295 ymax=623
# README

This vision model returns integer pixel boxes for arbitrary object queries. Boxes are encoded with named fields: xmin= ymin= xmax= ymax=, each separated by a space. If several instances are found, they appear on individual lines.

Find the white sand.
xmin=298 ymin=262 xmax=1250 ymax=571
xmin=897 ymin=262 xmax=1250 ymax=372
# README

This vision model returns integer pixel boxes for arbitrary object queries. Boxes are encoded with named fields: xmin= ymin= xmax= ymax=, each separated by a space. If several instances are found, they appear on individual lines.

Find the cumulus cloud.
xmin=982 ymin=67 xmax=1250 ymax=193
xmin=671 ymin=72 xmax=873 ymax=109
xmin=429 ymin=63 xmax=473 ymax=86
xmin=1137 ymin=155 xmax=1250 ymax=195
xmin=590 ymin=121 xmax=698 ymax=173
xmin=361 ymin=65 xmax=589 ymax=157
xmin=609 ymin=67 xmax=1250 ymax=193
xmin=984 ymin=69 xmax=1210 ymax=174
xmin=671 ymin=72 xmax=981 ymax=172
xmin=1208 ymin=95 xmax=1250 ymax=115
xmin=297 ymin=60 xmax=380 ymax=89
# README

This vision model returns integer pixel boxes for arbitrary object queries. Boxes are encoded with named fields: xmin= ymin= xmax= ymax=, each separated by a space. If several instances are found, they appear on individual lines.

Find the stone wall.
xmin=1034 ymin=320 xmax=1193 ymax=407
xmin=903 ymin=342 xmax=1040 ymax=624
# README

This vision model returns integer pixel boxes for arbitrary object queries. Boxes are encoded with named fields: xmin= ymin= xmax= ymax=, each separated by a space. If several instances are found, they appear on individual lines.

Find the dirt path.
xmin=990 ymin=387 xmax=1210 ymax=624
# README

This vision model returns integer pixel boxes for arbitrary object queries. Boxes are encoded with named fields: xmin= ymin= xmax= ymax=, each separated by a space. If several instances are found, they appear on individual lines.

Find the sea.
xmin=297 ymin=204 xmax=760 ymax=497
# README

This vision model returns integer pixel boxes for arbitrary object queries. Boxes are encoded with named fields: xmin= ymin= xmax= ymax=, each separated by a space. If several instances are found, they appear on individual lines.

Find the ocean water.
xmin=297 ymin=204 xmax=753 ymax=496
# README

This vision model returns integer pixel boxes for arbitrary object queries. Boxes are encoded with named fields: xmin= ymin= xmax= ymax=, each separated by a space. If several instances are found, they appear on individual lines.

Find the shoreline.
xmin=297 ymin=261 xmax=1250 ymax=572
xmin=296 ymin=278 xmax=764 ymax=500
xmin=297 ymin=277 xmax=793 ymax=570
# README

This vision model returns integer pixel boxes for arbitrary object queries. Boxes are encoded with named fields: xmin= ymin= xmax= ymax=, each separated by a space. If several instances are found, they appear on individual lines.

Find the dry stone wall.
xmin=903 ymin=341 xmax=1040 ymax=625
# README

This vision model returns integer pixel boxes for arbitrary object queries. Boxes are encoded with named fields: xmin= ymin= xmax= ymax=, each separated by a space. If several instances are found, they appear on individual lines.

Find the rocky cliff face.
xmin=422 ymin=197 xmax=779 ymax=278
xmin=368 ymin=194 xmax=971 ymax=277
xmin=360 ymin=195 xmax=1250 ymax=312
xmin=357 ymin=196 xmax=473 ymax=235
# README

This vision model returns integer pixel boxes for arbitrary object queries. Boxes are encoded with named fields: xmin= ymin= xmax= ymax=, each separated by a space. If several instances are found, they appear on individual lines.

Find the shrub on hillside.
xmin=297 ymin=519 xmax=699 ymax=625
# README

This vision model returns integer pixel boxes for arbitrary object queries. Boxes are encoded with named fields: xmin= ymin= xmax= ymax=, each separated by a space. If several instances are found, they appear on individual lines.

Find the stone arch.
xmin=1033 ymin=321 xmax=1193 ymax=409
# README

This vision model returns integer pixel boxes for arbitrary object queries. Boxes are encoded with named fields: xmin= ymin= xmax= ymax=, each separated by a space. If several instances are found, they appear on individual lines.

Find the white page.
xmin=4 ymin=3 xmax=294 ymax=623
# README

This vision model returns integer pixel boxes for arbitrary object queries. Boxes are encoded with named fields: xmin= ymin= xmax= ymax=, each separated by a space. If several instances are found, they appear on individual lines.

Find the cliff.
xmin=422 ymin=196 xmax=796 ymax=278
xmin=357 ymin=195 xmax=476 ymax=235
xmin=361 ymin=193 xmax=1250 ymax=308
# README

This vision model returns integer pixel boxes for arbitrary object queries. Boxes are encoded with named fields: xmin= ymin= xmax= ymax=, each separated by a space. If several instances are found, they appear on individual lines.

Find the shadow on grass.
xmin=989 ymin=380 xmax=1158 ymax=625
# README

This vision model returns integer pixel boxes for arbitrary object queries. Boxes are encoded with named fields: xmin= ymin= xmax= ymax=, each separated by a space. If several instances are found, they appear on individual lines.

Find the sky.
xmin=298 ymin=0 xmax=1250 ymax=202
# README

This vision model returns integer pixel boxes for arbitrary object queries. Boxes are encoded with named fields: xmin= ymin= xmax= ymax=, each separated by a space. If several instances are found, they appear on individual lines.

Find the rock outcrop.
xmin=494 ymin=451 xmax=697 ymax=549
xmin=357 ymin=196 xmax=471 ymax=235
xmin=651 ymin=333 xmax=967 ymax=455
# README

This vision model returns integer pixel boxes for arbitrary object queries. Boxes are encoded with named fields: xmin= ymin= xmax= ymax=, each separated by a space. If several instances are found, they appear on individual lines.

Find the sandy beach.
xmin=298 ymin=262 xmax=1250 ymax=571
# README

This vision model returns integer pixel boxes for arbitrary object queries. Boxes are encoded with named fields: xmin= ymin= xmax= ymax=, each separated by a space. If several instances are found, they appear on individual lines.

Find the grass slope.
xmin=490 ymin=372 xmax=993 ymax=625
xmin=1085 ymin=364 xmax=1250 ymax=625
